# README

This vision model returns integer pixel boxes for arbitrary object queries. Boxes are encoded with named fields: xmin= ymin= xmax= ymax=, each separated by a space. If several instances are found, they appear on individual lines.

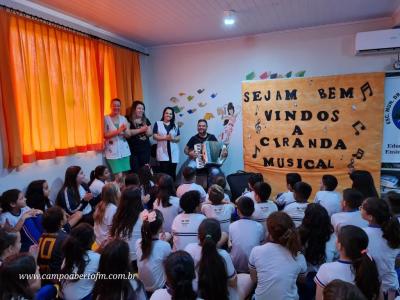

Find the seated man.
xmin=184 ymin=119 xmax=227 ymax=188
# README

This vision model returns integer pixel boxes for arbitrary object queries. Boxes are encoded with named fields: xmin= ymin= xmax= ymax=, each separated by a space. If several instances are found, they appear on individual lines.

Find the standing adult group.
xmin=103 ymin=99 xmax=182 ymax=180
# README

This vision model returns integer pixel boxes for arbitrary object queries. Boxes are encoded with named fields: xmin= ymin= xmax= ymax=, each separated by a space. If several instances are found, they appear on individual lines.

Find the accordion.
xmin=194 ymin=141 xmax=227 ymax=169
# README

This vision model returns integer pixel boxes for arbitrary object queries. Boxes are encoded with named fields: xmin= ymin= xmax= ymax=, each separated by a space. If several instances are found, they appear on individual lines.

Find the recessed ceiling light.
xmin=224 ymin=10 xmax=235 ymax=26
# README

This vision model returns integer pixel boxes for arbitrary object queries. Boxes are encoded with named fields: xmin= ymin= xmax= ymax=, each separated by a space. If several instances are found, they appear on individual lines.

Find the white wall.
xmin=0 ymin=17 xmax=396 ymax=195
xmin=142 ymin=18 xmax=397 ymax=177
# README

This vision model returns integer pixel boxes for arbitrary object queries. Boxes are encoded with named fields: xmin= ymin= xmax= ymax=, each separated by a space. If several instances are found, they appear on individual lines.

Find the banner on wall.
xmin=242 ymin=73 xmax=385 ymax=197
xmin=382 ymin=74 xmax=400 ymax=163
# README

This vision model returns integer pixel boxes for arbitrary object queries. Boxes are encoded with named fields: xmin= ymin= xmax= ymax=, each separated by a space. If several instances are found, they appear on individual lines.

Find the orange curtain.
xmin=0 ymin=10 xmax=143 ymax=168
xmin=100 ymin=43 xmax=143 ymax=116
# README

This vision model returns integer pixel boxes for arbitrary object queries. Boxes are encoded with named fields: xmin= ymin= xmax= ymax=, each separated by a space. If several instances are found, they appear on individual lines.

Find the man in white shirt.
xmin=331 ymin=188 xmax=368 ymax=233
xmin=275 ymin=173 xmax=302 ymax=210
xmin=314 ymin=174 xmax=341 ymax=216
xmin=177 ymin=167 xmax=207 ymax=202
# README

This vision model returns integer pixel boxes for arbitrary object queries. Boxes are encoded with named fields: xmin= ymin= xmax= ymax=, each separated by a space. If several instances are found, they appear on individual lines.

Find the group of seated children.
xmin=0 ymin=165 xmax=399 ymax=300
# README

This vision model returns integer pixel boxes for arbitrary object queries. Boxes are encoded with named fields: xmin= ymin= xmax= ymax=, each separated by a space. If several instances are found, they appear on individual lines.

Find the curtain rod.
xmin=0 ymin=4 xmax=149 ymax=56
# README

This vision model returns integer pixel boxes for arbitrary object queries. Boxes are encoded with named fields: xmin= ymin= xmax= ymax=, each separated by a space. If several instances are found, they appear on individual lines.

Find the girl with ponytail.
xmin=61 ymin=223 xmax=100 ymax=300
xmin=361 ymin=197 xmax=400 ymax=298
xmin=249 ymin=211 xmax=306 ymax=300
xmin=153 ymin=174 xmax=180 ymax=234
xmin=185 ymin=218 xmax=253 ymax=300
xmin=136 ymin=209 xmax=171 ymax=293
xmin=150 ymin=251 xmax=197 ymax=300
xmin=315 ymin=225 xmax=380 ymax=300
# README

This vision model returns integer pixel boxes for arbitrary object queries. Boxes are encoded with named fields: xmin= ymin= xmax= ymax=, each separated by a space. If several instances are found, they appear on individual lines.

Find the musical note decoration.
xmin=360 ymin=82 xmax=373 ymax=102
xmin=255 ymin=119 xmax=262 ymax=134
xmin=352 ymin=121 xmax=366 ymax=136
xmin=352 ymin=148 xmax=364 ymax=160
xmin=252 ymin=145 xmax=261 ymax=159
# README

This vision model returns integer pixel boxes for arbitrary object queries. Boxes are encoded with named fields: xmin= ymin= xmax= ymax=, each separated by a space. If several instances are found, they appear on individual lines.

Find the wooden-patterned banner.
xmin=242 ymin=72 xmax=385 ymax=198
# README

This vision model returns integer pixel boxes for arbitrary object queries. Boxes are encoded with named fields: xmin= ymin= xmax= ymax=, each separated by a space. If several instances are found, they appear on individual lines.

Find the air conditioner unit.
xmin=355 ymin=28 xmax=400 ymax=55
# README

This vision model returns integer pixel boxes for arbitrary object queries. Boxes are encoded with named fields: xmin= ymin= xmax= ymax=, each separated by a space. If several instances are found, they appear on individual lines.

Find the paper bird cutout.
xmin=172 ymin=106 xmax=184 ymax=113
xmin=198 ymin=102 xmax=207 ymax=107
xmin=295 ymin=70 xmax=306 ymax=77
xmin=197 ymin=89 xmax=205 ymax=94
xmin=217 ymin=107 xmax=225 ymax=116
xmin=177 ymin=121 xmax=184 ymax=128
xmin=179 ymin=92 xmax=186 ymax=96
xmin=246 ymin=72 xmax=255 ymax=80
xmin=278 ymin=74 xmax=284 ymax=78
xmin=170 ymin=97 xmax=179 ymax=103
xmin=203 ymin=112 xmax=215 ymax=120
xmin=286 ymin=71 xmax=292 ymax=78
xmin=270 ymin=73 xmax=278 ymax=79
xmin=259 ymin=72 xmax=268 ymax=79
xmin=187 ymin=108 xmax=197 ymax=114
xmin=179 ymin=113 xmax=184 ymax=117
xmin=187 ymin=95 xmax=194 ymax=101
xmin=210 ymin=93 xmax=218 ymax=99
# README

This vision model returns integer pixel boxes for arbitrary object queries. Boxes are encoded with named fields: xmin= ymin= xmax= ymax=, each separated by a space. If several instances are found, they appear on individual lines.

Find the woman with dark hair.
xmin=104 ymin=98 xmax=131 ymax=175
xmin=61 ymin=223 xmax=99 ymax=300
xmin=110 ymin=188 xmax=144 ymax=272
xmin=26 ymin=180 xmax=52 ymax=211
xmin=153 ymin=107 xmax=180 ymax=180
xmin=56 ymin=166 xmax=93 ymax=223
xmin=150 ymin=251 xmax=197 ymax=300
xmin=298 ymin=203 xmax=337 ymax=300
xmin=153 ymin=174 xmax=180 ymax=234
xmin=127 ymin=100 xmax=153 ymax=173
xmin=361 ymin=197 xmax=400 ymax=298
xmin=0 ymin=253 xmax=42 ymax=299
xmin=315 ymin=225 xmax=380 ymax=300
xmin=349 ymin=170 xmax=379 ymax=199
xmin=138 ymin=164 xmax=156 ymax=209
xmin=93 ymin=239 xmax=146 ymax=300
xmin=249 ymin=211 xmax=307 ymax=300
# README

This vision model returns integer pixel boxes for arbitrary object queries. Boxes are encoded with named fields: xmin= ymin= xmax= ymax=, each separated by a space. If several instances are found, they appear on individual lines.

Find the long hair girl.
xmin=298 ymin=203 xmax=334 ymax=266
xmin=197 ymin=218 xmax=228 ymax=300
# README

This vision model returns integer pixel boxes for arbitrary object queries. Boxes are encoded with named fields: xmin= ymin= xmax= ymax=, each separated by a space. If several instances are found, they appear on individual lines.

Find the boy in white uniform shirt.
xmin=284 ymin=182 xmax=312 ymax=228
xmin=177 ymin=167 xmax=206 ymax=202
xmin=242 ymin=173 xmax=264 ymax=203
xmin=275 ymin=173 xmax=302 ymax=210
xmin=201 ymin=185 xmax=235 ymax=233
xmin=330 ymin=189 xmax=368 ymax=234
xmin=251 ymin=182 xmax=278 ymax=236
xmin=229 ymin=196 xmax=264 ymax=273
xmin=314 ymin=174 xmax=341 ymax=216
xmin=172 ymin=190 xmax=206 ymax=251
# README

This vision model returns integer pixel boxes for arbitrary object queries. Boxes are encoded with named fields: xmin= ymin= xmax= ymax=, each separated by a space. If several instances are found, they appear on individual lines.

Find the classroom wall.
xmin=142 ymin=17 xmax=397 ymax=178
xmin=0 ymin=17 xmax=396 ymax=195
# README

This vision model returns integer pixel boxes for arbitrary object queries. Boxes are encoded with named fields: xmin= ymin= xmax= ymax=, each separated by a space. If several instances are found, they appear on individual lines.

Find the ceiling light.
xmin=224 ymin=10 xmax=235 ymax=26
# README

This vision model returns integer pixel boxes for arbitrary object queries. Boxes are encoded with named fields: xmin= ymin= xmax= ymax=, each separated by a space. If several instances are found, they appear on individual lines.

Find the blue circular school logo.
xmin=393 ymin=100 xmax=400 ymax=130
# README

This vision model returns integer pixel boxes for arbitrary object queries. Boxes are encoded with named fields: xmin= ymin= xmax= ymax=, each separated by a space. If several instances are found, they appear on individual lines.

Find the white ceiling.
xmin=25 ymin=0 xmax=400 ymax=47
